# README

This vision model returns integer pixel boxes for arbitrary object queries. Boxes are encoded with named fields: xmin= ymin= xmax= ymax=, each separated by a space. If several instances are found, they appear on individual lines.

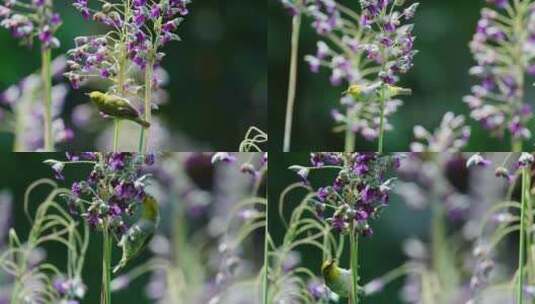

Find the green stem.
xmin=518 ymin=167 xmax=528 ymax=304
xmin=349 ymin=223 xmax=359 ymax=304
xmin=138 ymin=58 xmax=154 ymax=153
xmin=345 ymin=107 xmax=355 ymax=152
xmin=511 ymin=1 xmax=526 ymax=152
xmin=113 ymin=119 xmax=120 ymax=152
xmin=377 ymin=88 xmax=386 ymax=153
xmin=113 ymin=0 xmax=129 ymax=152
xmin=513 ymin=138 xmax=523 ymax=153
xmin=41 ymin=48 xmax=53 ymax=151
xmin=262 ymin=200 xmax=269 ymax=304
xmin=101 ymin=227 xmax=112 ymax=304
xmin=282 ymin=9 xmax=301 ymax=152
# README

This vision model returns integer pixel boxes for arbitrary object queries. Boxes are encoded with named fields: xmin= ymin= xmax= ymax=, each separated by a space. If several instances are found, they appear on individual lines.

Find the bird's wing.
xmin=110 ymin=96 xmax=140 ymax=118
xmin=113 ymin=196 xmax=159 ymax=273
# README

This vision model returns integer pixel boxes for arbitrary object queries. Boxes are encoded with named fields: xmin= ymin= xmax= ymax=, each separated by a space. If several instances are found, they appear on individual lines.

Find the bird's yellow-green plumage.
xmin=322 ymin=260 xmax=354 ymax=298
xmin=88 ymin=91 xmax=150 ymax=128
xmin=343 ymin=83 xmax=412 ymax=102
xmin=113 ymin=195 xmax=159 ymax=273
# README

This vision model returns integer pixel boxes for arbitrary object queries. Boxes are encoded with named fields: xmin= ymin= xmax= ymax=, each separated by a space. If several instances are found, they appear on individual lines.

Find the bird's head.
xmin=86 ymin=91 xmax=106 ymax=103
xmin=344 ymin=84 xmax=362 ymax=97
xmin=321 ymin=259 xmax=338 ymax=279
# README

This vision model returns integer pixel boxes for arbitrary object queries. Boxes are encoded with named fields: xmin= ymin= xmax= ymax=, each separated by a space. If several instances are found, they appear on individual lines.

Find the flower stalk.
xmin=283 ymin=6 xmax=301 ymax=152
xmin=517 ymin=165 xmax=530 ymax=304
xmin=377 ymin=89 xmax=386 ymax=153
xmin=101 ymin=225 xmax=113 ymax=304
xmin=113 ymin=119 xmax=120 ymax=152
xmin=138 ymin=56 xmax=154 ymax=153
xmin=349 ymin=223 xmax=359 ymax=304
xmin=262 ymin=198 xmax=270 ymax=304
xmin=41 ymin=47 xmax=53 ymax=151
xmin=345 ymin=109 xmax=355 ymax=152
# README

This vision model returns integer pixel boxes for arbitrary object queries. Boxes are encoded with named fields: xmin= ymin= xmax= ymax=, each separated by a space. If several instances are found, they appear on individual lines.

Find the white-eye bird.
xmin=343 ymin=83 xmax=412 ymax=102
xmin=113 ymin=194 xmax=159 ymax=273
xmin=87 ymin=91 xmax=150 ymax=128
xmin=322 ymin=260 xmax=362 ymax=299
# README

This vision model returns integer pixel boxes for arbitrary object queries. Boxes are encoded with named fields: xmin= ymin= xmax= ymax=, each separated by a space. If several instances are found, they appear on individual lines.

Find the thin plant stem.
xmin=345 ymin=109 xmax=355 ymax=152
xmin=517 ymin=167 xmax=528 ymax=304
xmin=9 ymin=252 xmax=25 ymax=304
xmin=283 ymin=9 xmax=302 ymax=152
xmin=113 ymin=0 xmax=130 ymax=152
xmin=262 ymin=199 xmax=269 ymax=304
xmin=101 ymin=226 xmax=112 ymax=304
xmin=349 ymin=222 xmax=359 ymax=304
xmin=512 ymin=138 xmax=523 ymax=153
xmin=41 ymin=48 xmax=53 ymax=151
xmin=113 ymin=119 xmax=120 ymax=152
xmin=138 ymin=60 xmax=154 ymax=153
xmin=377 ymin=88 xmax=386 ymax=153
xmin=511 ymin=1 xmax=527 ymax=152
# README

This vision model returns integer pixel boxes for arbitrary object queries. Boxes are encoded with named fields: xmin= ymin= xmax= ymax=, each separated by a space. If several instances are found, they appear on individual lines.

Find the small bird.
xmin=113 ymin=194 xmax=159 ymax=273
xmin=343 ymin=83 xmax=381 ymax=102
xmin=322 ymin=259 xmax=360 ymax=299
xmin=343 ymin=82 xmax=412 ymax=102
xmin=87 ymin=91 xmax=150 ymax=128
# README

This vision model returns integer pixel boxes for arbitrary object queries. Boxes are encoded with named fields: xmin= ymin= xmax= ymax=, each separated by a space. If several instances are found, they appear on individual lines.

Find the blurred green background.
xmin=268 ymin=152 xmax=435 ymax=304
xmin=0 ymin=153 xmax=156 ymax=303
xmin=0 ymin=0 xmax=266 ymax=151
xmin=268 ymin=0 xmax=535 ymax=151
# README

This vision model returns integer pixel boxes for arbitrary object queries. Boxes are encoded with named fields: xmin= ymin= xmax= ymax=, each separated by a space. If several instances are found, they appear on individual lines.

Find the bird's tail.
xmin=134 ymin=117 xmax=151 ymax=128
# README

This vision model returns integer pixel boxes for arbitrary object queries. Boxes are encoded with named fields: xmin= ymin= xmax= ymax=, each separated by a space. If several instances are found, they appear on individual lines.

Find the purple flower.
xmin=211 ymin=152 xmax=237 ymax=164
xmin=331 ymin=215 xmax=347 ymax=232
xmin=32 ymin=0 xmax=45 ymax=7
xmin=308 ymin=280 xmax=329 ymax=301
xmin=115 ymin=182 xmax=138 ymax=200
xmin=316 ymin=187 xmax=330 ymax=202
xmin=289 ymin=165 xmax=309 ymax=183
xmin=145 ymin=154 xmax=155 ymax=165
xmin=108 ymin=153 xmax=129 ymax=171
xmin=466 ymin=154 xmax=491 ymax=168
xmin=150 ymin=4 xmax=161 ymax=19
xmin=133 ymin=0 xmax=147 ymax=7
xmin=51 ymin=162 xmax=65 ymax=180
xmin=71 ymin=182 xmax=82 ymax=197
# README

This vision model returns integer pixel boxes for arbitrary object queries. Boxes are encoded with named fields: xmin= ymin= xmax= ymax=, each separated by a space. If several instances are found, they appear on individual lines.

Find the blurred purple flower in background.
xmin=0 ymin=56 xmax=72 ymax=151
xmin=465 ymin=0 xmax=535 ymax=149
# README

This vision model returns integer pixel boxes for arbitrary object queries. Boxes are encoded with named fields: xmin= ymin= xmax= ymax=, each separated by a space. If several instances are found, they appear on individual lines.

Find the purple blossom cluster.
xmin=466 ymin=152 xmax=534 ymax=183
xmin=66 ymin=0 xmax=190 ymax=90
xmin=295 ymin=0 xmax=418 ymax=141
xmin=464 ymin=1 xmax=535 ymax=142
xmin=303 ymin=1 xmax=418 ymax=85
xmin=410 ymin=112 xmax=471 ymax=152
xmin=0 ymin=0 xmax=61 ymax=49
xmin=52 ymin=276 xmax=87 ymax=304
xmin=46 ymin=152 xmax=155 ymax=236
xmin=294 ymin=152 xmax=399 ymax=237
xmin=0 ymin=56 xmax=72 ymax=151
xmin=397 ymin=153 xmax=472 ymax=221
